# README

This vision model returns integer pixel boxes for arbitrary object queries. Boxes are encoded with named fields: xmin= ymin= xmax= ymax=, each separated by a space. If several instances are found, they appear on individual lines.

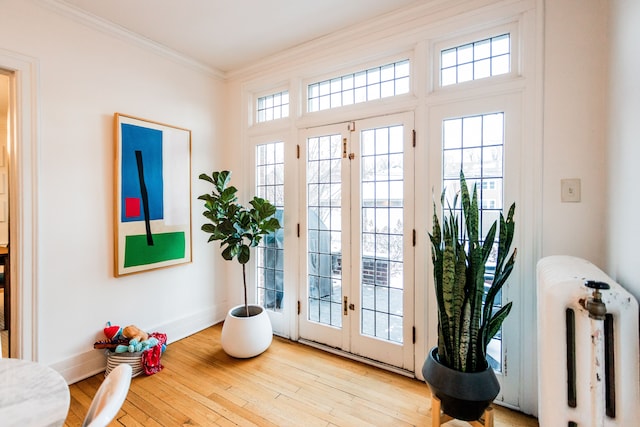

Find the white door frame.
xmin=0 ymin=49 xmax=39 ymax=361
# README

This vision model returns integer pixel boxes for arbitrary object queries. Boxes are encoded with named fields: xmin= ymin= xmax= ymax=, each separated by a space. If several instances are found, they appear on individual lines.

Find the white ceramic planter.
xmin=220 ymin=304 xmax=273 ymax=358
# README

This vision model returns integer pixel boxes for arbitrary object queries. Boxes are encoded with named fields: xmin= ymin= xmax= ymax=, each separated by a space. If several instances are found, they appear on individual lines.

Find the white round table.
xmin=0 ymin=358 xmax=70 ymax=426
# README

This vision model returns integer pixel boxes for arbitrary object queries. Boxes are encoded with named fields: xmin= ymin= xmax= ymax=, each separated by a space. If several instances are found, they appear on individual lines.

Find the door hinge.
xmin=297 ymin=300 xmax=301 ymax=315
xmin=412 ymin=326 xmax=416 ymax=344
xmin=412 ymin=229 xmax=416 ymax=246
xmin=296 ymin=144 xmax=300 ymax=159
xmin=412 ymin=129 xmax=416 ymax=147
xmin=297 ymin=223 xmax=300 ymax=238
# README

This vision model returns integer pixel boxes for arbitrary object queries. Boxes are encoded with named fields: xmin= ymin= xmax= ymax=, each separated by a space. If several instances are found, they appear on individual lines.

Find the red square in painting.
xmin=125 ymin=197 xmax=141 ymax=218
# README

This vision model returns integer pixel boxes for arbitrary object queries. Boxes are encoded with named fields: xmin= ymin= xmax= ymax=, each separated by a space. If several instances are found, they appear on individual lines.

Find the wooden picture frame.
xmin=114 ymin=113 xmax=192 ymax=276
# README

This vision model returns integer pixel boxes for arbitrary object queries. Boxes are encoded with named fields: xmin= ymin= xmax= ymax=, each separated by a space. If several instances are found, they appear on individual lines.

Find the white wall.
xmin=0 ymin=0 xmax=230 ymax=381
xmin=542 ymin=0 xmax=609 ymax=268
xmin=607 ymin=0 xmax=640 ymax=302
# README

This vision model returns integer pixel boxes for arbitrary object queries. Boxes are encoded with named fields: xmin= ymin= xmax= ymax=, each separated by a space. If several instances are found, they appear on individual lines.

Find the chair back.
xmin=82 ymin=363 xmax=132 ymax=427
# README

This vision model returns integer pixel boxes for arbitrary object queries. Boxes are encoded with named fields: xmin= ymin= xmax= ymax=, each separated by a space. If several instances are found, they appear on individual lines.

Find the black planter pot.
xmin=422 ymin=347 xmax=500 ymax=421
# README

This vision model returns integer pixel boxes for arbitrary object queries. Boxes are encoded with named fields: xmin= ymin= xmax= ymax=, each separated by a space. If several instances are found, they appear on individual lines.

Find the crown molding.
xmin=36 ymin=0 xmax=225 ymax=80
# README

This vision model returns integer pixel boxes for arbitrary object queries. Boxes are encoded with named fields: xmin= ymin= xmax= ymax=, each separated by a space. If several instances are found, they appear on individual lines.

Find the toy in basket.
xmin=94 ymin=323 xmax=167 ymax=377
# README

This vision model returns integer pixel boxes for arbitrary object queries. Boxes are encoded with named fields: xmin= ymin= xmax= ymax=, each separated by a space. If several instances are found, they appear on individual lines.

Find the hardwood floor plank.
xmin=116 ymin=399 xmax=163 ymax=427
xmin=115 ymin=413 xmax=161 ymax=427
xmin=64 ymin=324 xmax=538 ymax=427
xmin=64 ymin=383 xmax=94 ymax=425
xmin=124 ymin=386 xmax=190 ymax=426
xmin=134 ymin=373 xmax=222 ymax=425
xmin=204 ymin=389 xmax=279 ymax=427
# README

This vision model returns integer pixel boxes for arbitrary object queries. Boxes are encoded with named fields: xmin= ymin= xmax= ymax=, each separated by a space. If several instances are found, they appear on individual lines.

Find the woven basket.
xmin=105 ymin=350 xmax=144 ymax=378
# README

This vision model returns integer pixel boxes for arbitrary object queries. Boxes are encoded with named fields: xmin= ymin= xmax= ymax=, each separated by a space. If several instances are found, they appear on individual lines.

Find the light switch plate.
xmin=561 ymin=178 xmax=581 ymax=202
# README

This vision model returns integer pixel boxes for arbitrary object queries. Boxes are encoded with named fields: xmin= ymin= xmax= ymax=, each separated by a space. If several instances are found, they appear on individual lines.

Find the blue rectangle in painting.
xmin=121 ymin=123 xmax=164 ymax=223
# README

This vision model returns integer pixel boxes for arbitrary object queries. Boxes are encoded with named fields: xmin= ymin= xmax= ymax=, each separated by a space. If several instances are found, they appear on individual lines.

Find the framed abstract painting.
xmin=114 ymin=113 xmax=192 ymax=276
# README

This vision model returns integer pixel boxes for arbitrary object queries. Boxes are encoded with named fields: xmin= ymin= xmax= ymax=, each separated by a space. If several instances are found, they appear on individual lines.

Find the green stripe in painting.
xmin=124 ymin=232 xmax=186 ymax=267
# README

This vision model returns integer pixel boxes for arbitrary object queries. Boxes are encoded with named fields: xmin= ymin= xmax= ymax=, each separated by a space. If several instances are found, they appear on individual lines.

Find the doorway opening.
xmin=0 ymin=70 xmax=10 ymax=358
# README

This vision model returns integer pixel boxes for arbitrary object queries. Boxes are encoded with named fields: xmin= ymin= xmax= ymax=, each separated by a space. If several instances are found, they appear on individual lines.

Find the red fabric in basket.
xmin=141 ymin=332 xmax=167 ymax=375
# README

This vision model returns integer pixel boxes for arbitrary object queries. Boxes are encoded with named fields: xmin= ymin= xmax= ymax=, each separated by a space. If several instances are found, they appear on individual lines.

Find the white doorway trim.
xmin=0 ymin=49 xmax=39 ymax=361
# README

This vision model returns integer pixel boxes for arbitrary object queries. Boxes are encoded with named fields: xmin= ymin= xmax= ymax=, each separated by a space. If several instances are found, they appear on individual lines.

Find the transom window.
xmin=257 ymin=91 xmax=289 ymax=123
xmin=440 ymin=34 xmax=510 ymax=87
xmin=307 ymin=59 xmax=410 ymax=112
xmin=256 ymin=142 xmax=285 ymax=311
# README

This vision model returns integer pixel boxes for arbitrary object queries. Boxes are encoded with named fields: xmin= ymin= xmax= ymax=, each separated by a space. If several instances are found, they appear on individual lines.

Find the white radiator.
xmin=537 ymin=256 xmax=640 ymax=427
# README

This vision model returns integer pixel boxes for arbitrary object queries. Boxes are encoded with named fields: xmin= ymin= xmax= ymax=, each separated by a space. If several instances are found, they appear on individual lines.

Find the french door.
xmin=298 ymin=112 xmax=415 ymax=371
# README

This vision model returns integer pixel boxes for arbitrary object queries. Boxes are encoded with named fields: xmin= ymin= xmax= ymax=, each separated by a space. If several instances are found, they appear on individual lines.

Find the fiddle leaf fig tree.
xmin=198 ymin=170 xmax=281 ymax=317
xmin=429 ymin=170 xmax=517 ymax=372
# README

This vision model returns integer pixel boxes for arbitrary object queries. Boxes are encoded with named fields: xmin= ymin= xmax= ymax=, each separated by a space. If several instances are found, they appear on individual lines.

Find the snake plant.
xmin=429 ymin=170 xmax=516 ymax=372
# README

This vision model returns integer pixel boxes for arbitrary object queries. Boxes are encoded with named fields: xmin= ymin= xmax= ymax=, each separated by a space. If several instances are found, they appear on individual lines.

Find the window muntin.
xmin=307 ymin=60 xmax=410 ymax=112
xmin=440 ymin=34 xmax=510 ymax=87
xmin=257 ymin=91 xmax=289 ymax=123
xmin=256 ymin=142 xmax=285 ymax=311
xmin=442 ymin=112 xmax=506 ymax=372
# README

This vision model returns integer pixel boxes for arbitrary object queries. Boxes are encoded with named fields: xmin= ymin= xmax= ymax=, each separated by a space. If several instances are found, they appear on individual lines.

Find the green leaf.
xmin=221 ymin=245 xmax=234 ymax=261
xmin=214 ymin=170 xmax=232 ymax=192
xmin=216 ymin=220 xmax=235 ymax=236
xmin=201 ymin=223 xmax=216 ymax=234
xmin=238 ymin=245 xmax=250 ymax=264
xmin=458 ymin=300 xmax=471 ymax=371
xmin=198 ymin=173 xmax=214 ymax=184
xmin=483 ymin=250 xmax=516 ymax=326
xmin=263 ymin=217 xmax=281 ymax=232
xmin=485 ymin=302 xmax=513 ymax=347
xmin=481 ymin=222 xmax=497 ymax=265
xmin=221 ymin=186 xmax=238 ymax=203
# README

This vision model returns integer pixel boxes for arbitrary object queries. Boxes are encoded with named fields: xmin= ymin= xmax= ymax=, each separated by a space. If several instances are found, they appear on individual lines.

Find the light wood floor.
xmin=64 ymin=324 xmax=539 ymax=426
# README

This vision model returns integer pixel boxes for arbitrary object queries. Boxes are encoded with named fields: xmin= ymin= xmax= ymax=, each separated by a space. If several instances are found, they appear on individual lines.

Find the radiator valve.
xmin=582 ymin=280 xmax=610 ymax=320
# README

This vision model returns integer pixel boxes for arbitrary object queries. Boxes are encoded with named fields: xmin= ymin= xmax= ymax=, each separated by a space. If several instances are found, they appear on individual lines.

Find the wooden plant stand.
xmin=431 ymin=395 xmax=494 ymax=427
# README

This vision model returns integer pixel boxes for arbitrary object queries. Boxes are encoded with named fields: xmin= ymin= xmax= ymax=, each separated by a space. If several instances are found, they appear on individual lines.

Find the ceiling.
xmin=58 ymin=0 xmax=421 ymax=73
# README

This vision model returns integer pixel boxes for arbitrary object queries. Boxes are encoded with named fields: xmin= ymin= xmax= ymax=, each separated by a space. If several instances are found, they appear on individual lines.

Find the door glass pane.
xmin=360 ymin=125 xmax=404 ymax=343
xmin=442 ymin=112 xmax=505 ymax=372
xmin=256 ymin=142 xmax=284 ymax=311
xmin=307 ymin=134 xmax=342 ymax=327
